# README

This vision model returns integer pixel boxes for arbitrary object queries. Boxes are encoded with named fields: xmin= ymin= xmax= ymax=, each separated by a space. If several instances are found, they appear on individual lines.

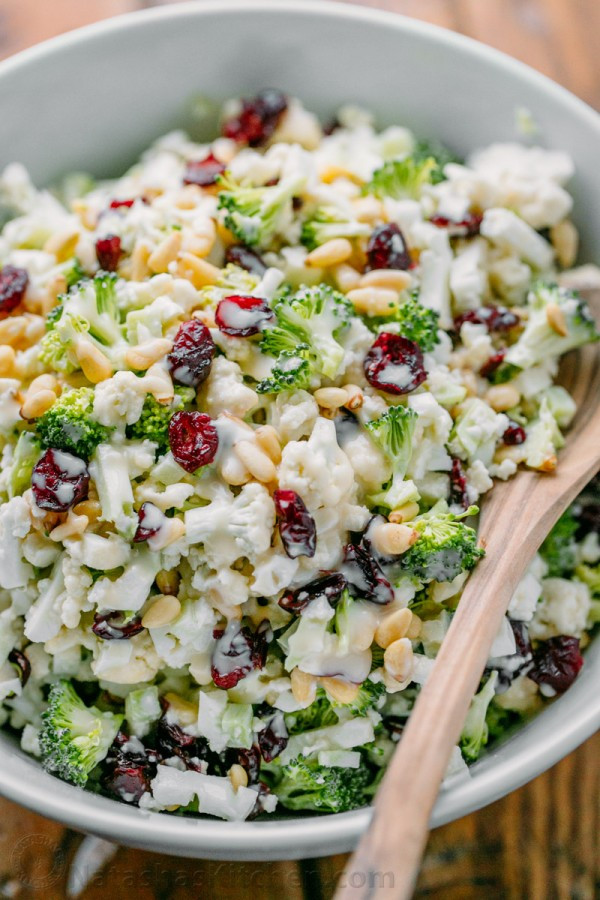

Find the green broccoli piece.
xmin=45 ymin=303 xmax=64 ymax=330
xmin=485 ymin=701 xmax=523 ymax=744
xmin=8 ymin=431 xmax=41 ymax=498
xmin=40 ymin=680 xmax=123 ymax=787
xmin=38 ymin=327 xmax=79 ymax=374
xmin=300 ymin=206 xmax=370 ymax=251
xmin=256 ymin=348 xmax=312 ymax=394
xmin=331 ymin=680 xmax=387 ymax=717
xmin=460 ymin=671 xmax=498 ymax=762
xmin=365 ymin=293 xmax=440 ymax=352
xmin=412 ymin=138 xmax=461 ymax=184
xmin=270 ymin=756 xmax=373 ymax=813
xmin=36 ymin=387 xmax=111 ymax=459
xmin=63 ymin=257 xmax=86 ymax=289
xmin=365 ymin=405 xmax=418 ymax=511
xmin=259 ymin=283 xmax=353 ymax=384
xmin=575 ymin=562 xmax=600 ymax=595
xmin=364 ymin=156 xmax=437 ymax=200
xmin=400 ymin=500 xmax=484 ymax=583
xmin=505 ymin=283 xmax=599 ymax=371
xmin=126 ymin=387 xmax=195 ymax=453
xmin=284 ymin=691 xmax=339 ymax=735
xmin=217 ymin=172 xmax=306 ymax=249
xmin=539 ymin=509 xmax=579 ymax=577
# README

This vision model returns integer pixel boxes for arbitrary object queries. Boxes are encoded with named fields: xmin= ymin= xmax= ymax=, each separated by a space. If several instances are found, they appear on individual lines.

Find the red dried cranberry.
xmin=454 ymin=305 xmax=519 ymax=333
xmin=183 ymin=152 xmax=226 ymax=187
xmin=225 ymin=244 xmax=268 ymax=276
xmin=258 ymin=711 xmax=289 ymax=762
xmin=430 ymin=213 xmax=483 ymax=238
xmin=480 ymin=350 xmax=506 ymax=379
xmin=103 ymin=734 xmax=158 ymax=804
xmin=168 ymin=411 xmax=219 ymax=472
xmin=247 ymin=782 xmax=275 ymax=820
xmin=503 ymin=420 xmax=527 ymax=446
xmin=133 ymin=502 xmax=164 ymax=543
xmin=167 ymin=319 xmax=215 ymax=388
xmin=273 ymin=489 xmax=317 ymax=559
xmin=211 ymin=620 xmax=271 ymax=689
xmin=342 ymin=544 xmax=394 ymax=605
xmin=0 ymin=265 xmax=28 ymax=316
xmin=510 ymin=620 xmax=533 ymax=658
xmin=366 ymin=224 xmax=411 ymax=271
xmin=363 ymin=333 xmax=427 ymax=394
xmin=92 ymin=611 xmax=145 ymax=641
xmin=31 ymin=448 xmax=89 ymax=511
xmin=227 ymin=745 xmax=261 ymax=785
xmin=449 ymin=457 xmax=469 ymax=510
xmin=279 ymin=572 xmax=348 ymax=614
xmin=529 ymin=635 xmax=583 ymax=693
xmin=109 ymin=198 xmax=136 ymax=209
xmin=215 ymin=294 xmax=274 ymax=337
xmin=8 ymin=649 xmax=31 ymax=687
xmin=95 ymin=235 xmax=122 ymax=272
xmin=223 ymin=89 xmax=288 ymax=147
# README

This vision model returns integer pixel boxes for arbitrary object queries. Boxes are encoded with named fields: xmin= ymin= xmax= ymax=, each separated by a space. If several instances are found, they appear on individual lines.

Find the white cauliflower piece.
xmin=64 ymin=532 xmax=131 ymax=571
xmin=0 ymin=379 xmax=24 ymax=434
xmin=508 ymin=568 xmax=544 ymax=622
xmin=465 ymin=460 xmax=494 ymax=504
xmin=0 ymin=496 xmax=32 ymax=589
xmin=278 ymin=417 xmax=355 ymax=511
xmin=149 ymin=766 xmax=259 ymax=820
xmin=481 ymin=208 xmax=554 ymax=270
xmin=203 ymin=356 xmax=259 ymax=418
xmin=411 ymin=221 xmax=453 ymax=328
xmin=61 ymin=555 xmax=93 ymax=629
xmin=266 ymin=389 xmax=319 ymax=443
xmin=251 ymin=553 xmax=299 ymax=597
xmin=529 ymin=577 xmax=591 ymax=640
xmin=93 ymin=371 xmax=148 ymax=427
xmin=88 ymin=548 xmax=161 ymax=612
xmin=149 ymin=597 xmax=218 ymax=670
xmin=450 ymin=238 xmax=488 ymax=312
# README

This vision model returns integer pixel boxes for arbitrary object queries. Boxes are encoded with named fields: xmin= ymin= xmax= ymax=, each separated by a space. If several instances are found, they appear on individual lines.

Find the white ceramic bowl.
xmin=1 ymin=0 xmax=599 ymax=861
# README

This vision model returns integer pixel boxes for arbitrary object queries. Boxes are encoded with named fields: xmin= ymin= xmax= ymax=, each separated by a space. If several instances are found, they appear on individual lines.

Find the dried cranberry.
xmin=215 ymin=295 xmax=274 ymax=337
xmin=363 ymin=332 xmax=427 ymax=394
xmin=430 ymin=213 xmax=483 ymax=238
xmin=92 ymin=611 xmax=145 ymax=641
xmin=480 ymin=350 xmax=506 ymax=379
xmin=95 ymin=235 xmax=122 ymax=271
xmin=8 ymin=649 xmax=31 ymax=687
xmin=529 ymin=635 xmax=584 ymax=693
xmin=449 ymin=457 xmax=469 ymax=510
xmin=103 ymin=734 xmax=158 ymax=804
xmin=211 ymin=620 xmax=271 ymax=690
xmin=222 ymin=89 xmax=288 ymax=147
xmin=31 ymin=448 xmax=89 ymax=511
xmin=454 ymin=305 xmax=519 ymax=333
xmin=168 ymin=411 xmax=219 ymax=472
xmin=183 ymin=152 xmax=226 ymax=187
xmin=273 ymin=489 xmax=317 ymax=559
xmin=0 ymin=265 xmax=28 ymax=316
xmin=228 ymin=745 xmax=261 ymax=785
xmin=365 ymin=224 xmax=411 ymax=271
xmin=247 ymin=782 xmax=275 ymax=820
xmin=511 ymin=620 xmax=533 ymax=658
xmin=279 ymin=572 xmax=348 ymax=614
xmin=157 ymin=717 xmax=197 ymax=756
xmin=133 ymin=502 xmax=164 ymax=543
xmin=167 ymin=319 xmax=215 ymax=388
xmin=503 ymin=420 xmax=527 ymax=446
xmin=258 ymin=711 xmax=289 ymax=762
xmin=342 ymin=544 xmax=394 ymax=605
xmin=225 ymin=244 xmax=268 ymax=276
xmin=383 ymin=716 xmax=405 ymax=741
xmin=109 ymin=198 xmax=136 ymax=209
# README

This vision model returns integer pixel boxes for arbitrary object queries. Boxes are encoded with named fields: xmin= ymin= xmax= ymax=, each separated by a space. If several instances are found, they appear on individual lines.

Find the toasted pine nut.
xmin=384 ymin=637 xmax=414 ymax=683
xmin=485 ymin=384 xmax=520 ymax=412
xmin=320 ymin=164 xmax=357 ymax=184
xmin=359 ymin=269 xmax=412 ymax=292
xmin=75 ymin=340 xmax=112 ymax=383
xmin=371 ymin=522 xmax=418 ymax=556
xmin=550 ymin=219 xmax=578 ymax=269
xmin=375 ymin=608 xmax=414 ymax=649
xmin=73 ymin=499 xmax=101 ymax=522
xmin=389 ymin=500 xmax=420 ymax=524
xmin=0 ymin=316 xmax=28 ymax=346
xmin=130 ymin=241 xmax=152 ymax=281
xmin=192 ymin=308 xmax=216 ymax=328
xmin=43 ymin=227 xmax=80 ymax=262
xmin=229 ymin=764 xmax=249 ymax=792
xmin=290 ymin=667 xmax=317 ymax=706
xmin=142 ymin=594 xmax=181 ymax=628
xmin=220 ymin=452 xmax=251 ymax=486
xmin=21 ymin=389 xmax=56 ymax=419
xmin=28 ymin=374 xmax=59 ymax=396
xmin=255 ymin=425 xmax=282 ymax=464
xmin=342 ymin=383 xmax=363 ymax=410
xmin=143 ymin=364 xmax=174 ymax=403
xmin=332 ymin=263 xmax=362 ymax=293
xmin=23 ymin=315 xmax=46 ymax=346
xmin=306 ymin=238 xmax=353 ymax=268
xmin=49 ymin=511 xmax=89 ymax=542
xmin=0 ymin=346 xmax=15 ymax=377
xmin=234 ymin=440 xmax=277 ymax=483
xmin=156 ymin=569 xmax=180 ymax=596
xmin=125 ymin=338 xmax=172 ymax=371
xmin=173 ymin=185 xmax=203 ymax=209
xmin=546 ymin=301 xmax=568 ymax=337
xmin=320 ymin=676 xmax=361 ymax=704
xmin=537 ymin=454 xmax=557 ymax=473
xmin=351 ymin=195 xmax=385 ymax=223
xmin=163 ymin=692 xmax=197 ymax=727
xmin=314 ymin=387 xmax=349 ymax=410
xmin=406 ymin=612 xmax=422 ymax=640
xmin=148 ymin=231 xmax=183 ymax=274
xmin=151 ymin=518 xmax=186 ymax=551
xmin=347 ymin=287 xmax=399 ymax=316
xmin=176 ymin=253 xmax=220 ymax=288
xmin=184 ymin=220 xmax=217 ymax=258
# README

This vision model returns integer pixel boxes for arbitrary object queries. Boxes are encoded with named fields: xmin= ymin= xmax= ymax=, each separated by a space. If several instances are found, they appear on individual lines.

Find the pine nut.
xmin=73 ymin=499 xmax=101 ymax=522
xmin=320 ymin=676 xmax=361 ymax=704
xmin=150 ymin=518 xmax=186 ymax=551
xmin=537 ymin=454 xmax=557 ymax=473
xmin=28 ymin=374 xmax=59 ymax=395
xmin=320 ymin=164 xmax=356 ymax=184
xmin=192 ymin=308 xmax=216 ymax=328
xmin=143 ymin=364 xmax=174 ymax=403
xmin=125 ymin=338 xmax=172 ymax=371
xmin=406 ymin=612 xmax=422 ymax=640
xmin=351 ymin=196 xmax=385 ymax=223
xmin=142 ymin=594 xmax=181 ymax=628
xmin=332 ymin=263 xmax=362 ymax=293
xmin=163 ymin=692 xmax=197 ymax=726
xmin=43 ymin=227 xmax=80 ymax=262
xmin=220 ymin=452 xmax=251 ymax=486
xmin=49 ymin=511 xmax=89 ymax=542
xmin=75 ymin=340 xmax=112 ymax=383
xmin=306 ymin=238 xmax=353 ymax=268
xmin=173 ymin=185 xmax=202 ymax=209
xmin=375 ymin=607 xmax=414 ymax=649
xmin=184 ymin=220 xmax=217 ymax=258
xmin=546 ymin=301 xmax=568 ymax=337
xmin=314 ymin=387 xmax=349 ymax=410
xmin=384 ymin=637 xmax=414 ymax=683
xmin=342 ymin=384 xmax=363 ymax=410
xmin=229 ymin=764 xmax=249 ymax=792
xmin=0 ymin=316 xmax=28 ymax=346
xmin=347 ymin=287 xmax=399 ymax=316
xmin=176 ymin=253 xmax=221 ymax=288
xmin=359 ymin=269 xmax=413 ymax=292
xmin=21 ymin=389 xmax=56 ymax=419
xmin=389 ymin=501 xmax=420 ymax=524
xmin=290 ymin=667 xmax=317 ymax=706
xmin=156 ymin=568 xmax=180 ymax=596
xmin=485 ymin=384 xmax=520 ymax=412
xmin=234 ymin=440 xmax=277 ymax=483
xmin=371 ymin=522 xmax=418 ymax=556
xmin=0 ymin=345 xmax=15 ymax=376
xmin=148 ymin=231 xmax=183 ymax=274
xmin=23 ymin=315 xmax=46 ymax=346
xmin=255 ymin=425 xmax=282 ymax=464
xmin=130 ymin=241 xmax=152 ymax=281
xmin=550 ymin=219 xmax=578 ymax=269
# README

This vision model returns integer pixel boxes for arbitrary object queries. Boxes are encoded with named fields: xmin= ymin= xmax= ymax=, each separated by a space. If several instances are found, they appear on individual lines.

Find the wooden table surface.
xmin=0 ymin=1 xmax=599 ymax=897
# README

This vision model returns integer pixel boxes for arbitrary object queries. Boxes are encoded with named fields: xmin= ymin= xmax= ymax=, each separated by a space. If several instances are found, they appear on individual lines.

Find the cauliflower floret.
xmin=508 ymin=568 xmax=544 ymax=622
xmin=342 ymin=431 xmax=391 ymax=494
xmin=450 ymin=238 xmax=488 ymax=313
xmin=465 ymin=460 xmax=493 ymax=504
xmin=203 ymin=356 xmax=259 ymax=419
xmin=135 ymin=481 xmax=195 ymax=511
xmin=278 ymin=417 xmax=355 ymax=511
xmin=494 ymin=675 xmax=541 ymax=713
xmin=529 ymin=577 xmax=591 ymax=640
xmin=0 ymin=379 xmax=24 ymax=434
xmin=251 ymin=553 xmax=299 ymax=597
xmin=481 ymin=208 xmax=554 ymax=270
xmin=338 ymin=317 xmax=377 ymax=386
xmin=0 ymin=496 xmax=33 ymax=590
xmin=88 ymin=548 xmax=161 ymax=613
xmin=411 ymin=221 xmax=453 ymax=328
xmin=64 ymin=532 xmax=131 ymax=571
xmin=266 ymin=389 xmax=319 ymax=443
xmin=455 ymin=322 xmax=495 ymax=373
xmin=60 ymin=555 xmax=93 ymax=629
xmin=148 ymin=765 xmax=260 ymax=820
xmin=407 ymin=392 xmax=453 ymax=481
xmin=93 ymin=632 xmax=160 ymax=684
xmin=93 ymin=371 xmax=149 ymax=427
xmin=191 ymin=566 xmax=250 ymax=617
xmin=149 ymin=596 xmax=218 ymax=671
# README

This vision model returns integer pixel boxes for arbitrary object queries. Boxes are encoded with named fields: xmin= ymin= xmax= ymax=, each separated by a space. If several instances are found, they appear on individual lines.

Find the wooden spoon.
xmin=335 ymin=289 xmax=600 ymax=900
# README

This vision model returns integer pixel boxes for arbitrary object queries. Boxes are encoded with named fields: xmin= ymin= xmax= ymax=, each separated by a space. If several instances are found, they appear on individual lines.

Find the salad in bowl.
xmin=0 ymin=89 xmax=598 ymax=823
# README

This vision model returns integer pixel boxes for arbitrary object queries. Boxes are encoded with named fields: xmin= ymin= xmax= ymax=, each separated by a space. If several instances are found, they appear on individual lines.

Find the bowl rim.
xmin=1 ymin=0 xmax=600 ymax=861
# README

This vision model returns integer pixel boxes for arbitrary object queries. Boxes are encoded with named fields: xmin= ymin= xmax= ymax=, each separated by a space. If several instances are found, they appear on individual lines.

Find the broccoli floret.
xmin=40 ymin=680 xmax=123 ymax=787
xmin=126 ymin=387 xmax=195 ymax=453
xmin=460 ymin=671 xmax=498 ymax=762
xmin=271 ymin=756 xmax=373 ymax=813
xmin=539 ymin=509 xmax=579 ymax=577
xmin=217 ymin=172 xmax=306 ymax=249
xmin=256 ymin=348 xmax=312 ymax=394
xmin=365 ymin=405 xmax=418 ymax=511
xmin=485 ymin=701 xmax=523 ymax=744
xmin=8 ymin=431 xmax=41 ymax=498
xmin=413 ymin=138 xmax=461 ymax=184
xmin=364 ymin=156 xmax=437 ymax=200
xmin=38 ymin=327 xmax=79 ymax=374
xmin=575 ymin=562 xmax=600 ymax=595
xmin=284 ymin=692 xmax=339 ymax=735
xmin=259 ymin=283 xmax=353 ymax=385
xmin=365 ymin=293 xmax=440 ymax=352
xmin=36 ymin=387 xmax=111 ymax=459
xmin=331 ymin=680 xmax=387 ymax=717
xmin=400 ymin=500 xmax=484 ymax=583
xmin=505 ymin=283 xmax=599 ymax=371
xmin=300 ymin=206 xmax=370 ymax=251
xmin=63 ymin=257 xmax=86 ymax=289
xmin=45 ymin=304 xmax=64 ymax=330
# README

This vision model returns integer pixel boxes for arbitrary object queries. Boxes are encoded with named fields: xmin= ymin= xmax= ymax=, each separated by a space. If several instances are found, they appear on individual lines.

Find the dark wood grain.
xmin=0 ymin=1 xmax=598 ymax=897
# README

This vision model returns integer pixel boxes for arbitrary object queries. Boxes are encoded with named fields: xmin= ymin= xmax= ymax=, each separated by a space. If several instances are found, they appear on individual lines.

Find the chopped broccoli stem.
xmin=36 ymin=387 xmax=111 ymax=459
xmin=8 ymin=431 xmax=41 ymax=498
xmin=400 ymin=500 xmax=484 ymax=583
xmin=460 ymin=671 xmax=498 ymax=762
xmin=300 ymin=206 xmax=370 ymax=250
xmin=366 ymin=405 xmax=418 ymax=510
